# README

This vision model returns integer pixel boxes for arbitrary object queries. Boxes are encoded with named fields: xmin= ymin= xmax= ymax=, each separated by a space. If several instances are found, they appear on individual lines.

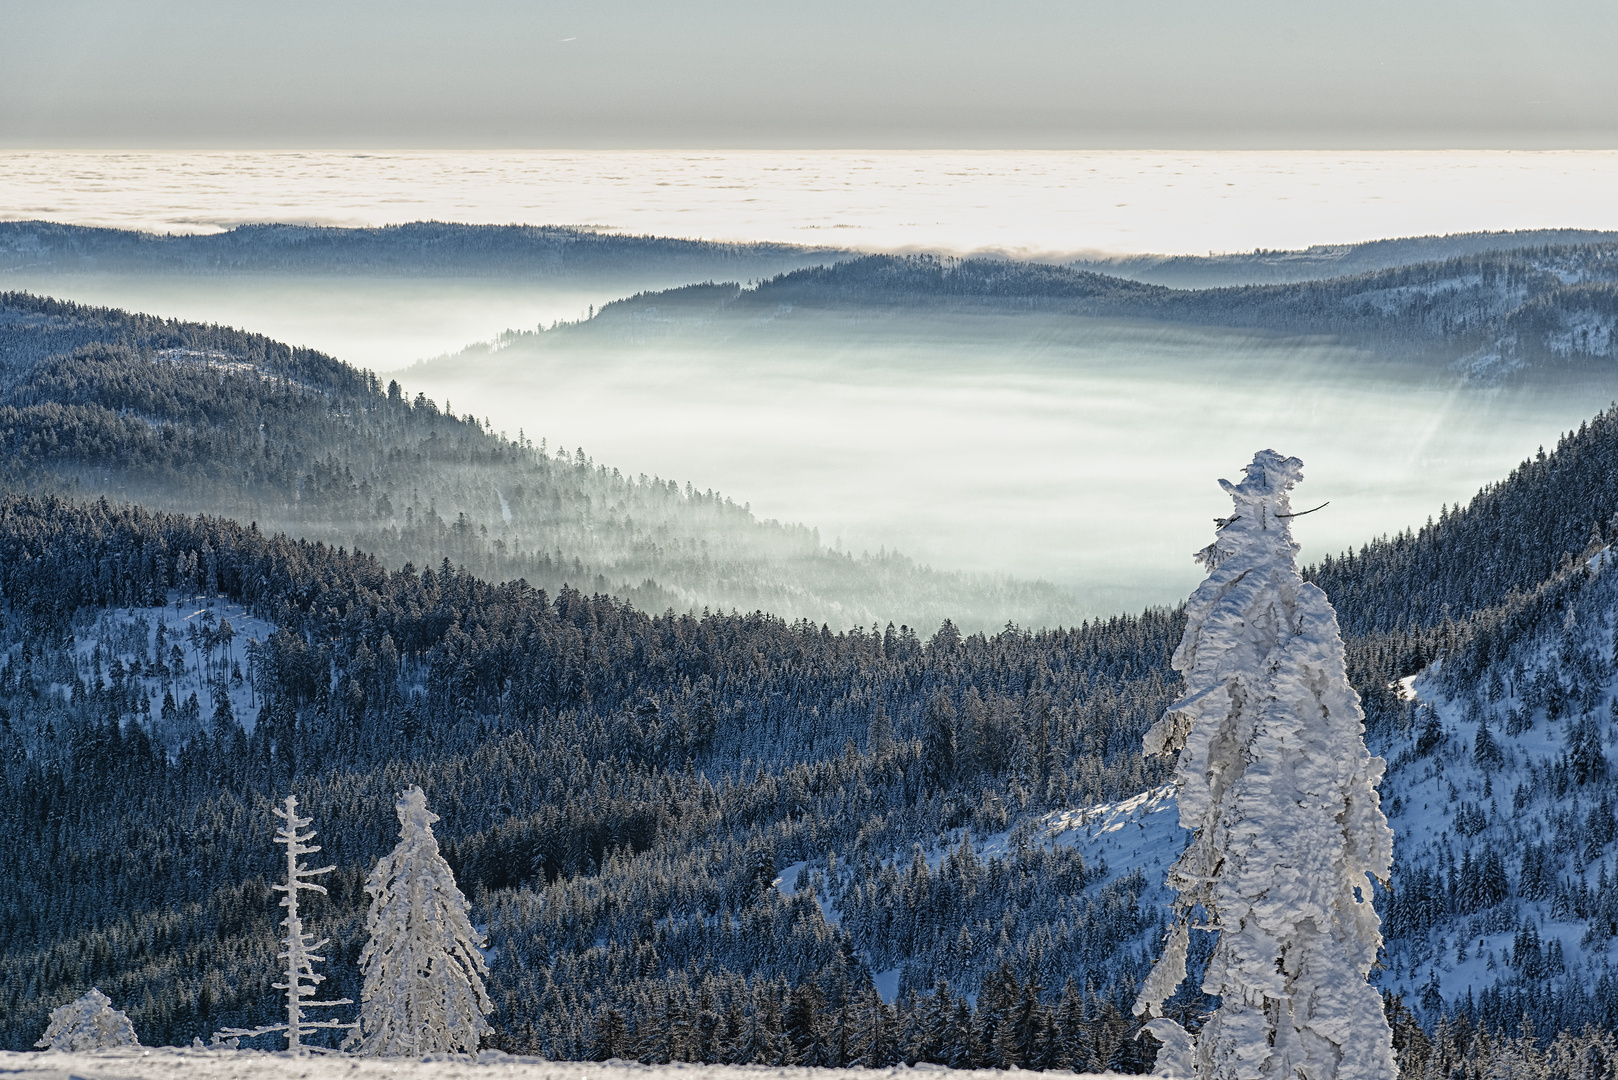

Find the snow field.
xmin=0 ymin=1049 xmax=1125 ymax=1080
xmin=1016 ymin=786 xmax=1180 ymax=890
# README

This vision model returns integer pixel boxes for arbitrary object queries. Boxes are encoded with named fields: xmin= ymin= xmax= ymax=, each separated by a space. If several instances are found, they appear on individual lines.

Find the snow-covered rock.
xmin=35 ymin=988 xmax=139 ymax=1052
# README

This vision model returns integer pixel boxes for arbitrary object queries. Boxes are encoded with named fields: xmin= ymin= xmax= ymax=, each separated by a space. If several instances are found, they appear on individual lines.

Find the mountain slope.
xmin=0 ymin=493 xmax=1179 ymax=1067
xmin=1371 ymin=542 xmax=1618 ymax=1037
xmin=572 ymin=248 xmax=1618 ymax=374
xmin=1308 ymin=411 xmax=1618 ymax=639
xmin=765 ymin=445 xmax=1618 ymax=1065
xmin=12 ymin=290 xmax=1618 ymax=1071
xmin=7 ymin=402 xmax=1618 ymax=1067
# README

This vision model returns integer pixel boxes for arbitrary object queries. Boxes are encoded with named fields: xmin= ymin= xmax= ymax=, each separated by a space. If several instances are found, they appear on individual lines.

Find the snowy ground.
xmin=0 ymin=1049 xmax=1124 ymax=1079
xmin=779 ymin=786 xmax=1181 ymax=913
xmin=1017 ymin=785 xmax=1181 ymax=887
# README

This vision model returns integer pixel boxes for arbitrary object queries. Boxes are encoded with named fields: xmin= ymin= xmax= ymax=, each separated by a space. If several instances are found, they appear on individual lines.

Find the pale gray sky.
xmin=3 ymin=0 xmax=1616 ymax=148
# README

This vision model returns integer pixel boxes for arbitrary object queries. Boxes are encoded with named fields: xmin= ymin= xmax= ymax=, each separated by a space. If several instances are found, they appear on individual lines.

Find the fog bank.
xmin=401 ymin=311 xmax=1614 ymax=613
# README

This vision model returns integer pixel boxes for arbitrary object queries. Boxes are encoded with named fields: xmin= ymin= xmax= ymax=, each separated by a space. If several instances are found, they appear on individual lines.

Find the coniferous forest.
xmin=10 ymin=263 xmax=1618 ymax=1075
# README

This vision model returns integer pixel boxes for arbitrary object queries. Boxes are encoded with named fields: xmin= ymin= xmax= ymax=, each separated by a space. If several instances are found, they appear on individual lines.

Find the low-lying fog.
xmin=9 ymin=265 xmax=1611 ymax=617
xmin=400 ymin=312 xmax=1614 ymax=614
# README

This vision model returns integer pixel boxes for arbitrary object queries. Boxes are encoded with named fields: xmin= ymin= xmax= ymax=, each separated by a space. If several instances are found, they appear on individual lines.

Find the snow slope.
xmin=0 ymin=1049 xmax=1120 ymax=1080
xmin=1365 ymin=544 xmax=1618 ymax=1026
xmin=58 ymin=591 xmax=279 ymax=752
xmin=995 ymin=786 xmax=1182 ymax=886
xmin=785 ymin=786 xmax=1182 ymax=1007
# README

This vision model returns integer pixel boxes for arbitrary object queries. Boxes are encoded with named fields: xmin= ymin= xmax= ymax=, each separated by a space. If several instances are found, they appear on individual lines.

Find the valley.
xmin=7 ymin=226 xmax=1618 ymax=1075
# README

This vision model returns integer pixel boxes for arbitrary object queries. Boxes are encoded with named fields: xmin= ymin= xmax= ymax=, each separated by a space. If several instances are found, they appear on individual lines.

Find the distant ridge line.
xmin=1072 ymin=227 xmax=1618 ymax=288
xmin=0 ymin=220 xmax=858 ymax=279
xmin=7 ymin=220 xmax=1618 ymax=287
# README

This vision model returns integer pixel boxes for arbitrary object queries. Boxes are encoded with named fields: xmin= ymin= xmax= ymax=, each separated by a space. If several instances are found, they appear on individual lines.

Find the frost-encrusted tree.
xmin=346 ymin=785 xmax=493 ymax=1056
xmin=1133 ymin=451 xmax=1396 ymax=1080
xmin=36 ymin=988 xmax=139 ymax=1051
xmin=216 ymin=795 xmax=354 ymax=1051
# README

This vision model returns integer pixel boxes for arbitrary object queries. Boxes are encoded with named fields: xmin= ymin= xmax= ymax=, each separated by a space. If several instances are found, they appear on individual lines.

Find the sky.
xmin=4 ymin=0 xmax=1617 ymax=149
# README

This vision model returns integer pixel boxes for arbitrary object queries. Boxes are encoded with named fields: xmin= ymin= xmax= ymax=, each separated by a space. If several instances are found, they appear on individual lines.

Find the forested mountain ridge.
xmin=1366 ymin=533 xmax=1618 ymax=1048
xmin=0 ymin=221 xmax=853 ymax=282
xmin=576 ymin=247 xmax=1618 ymax=374
xmin=10 ymin=242 xmax=1618 ymax=1070
xmin=766 ymin=520 xmax=1618 ymax=1076
xmin=6 ymin=219 xmax=1607 ymax=290
xmin=0 ymin=290 xmax=1088 ymax=632
xmin=1310 ymin=411 xmax=1618 ymax=639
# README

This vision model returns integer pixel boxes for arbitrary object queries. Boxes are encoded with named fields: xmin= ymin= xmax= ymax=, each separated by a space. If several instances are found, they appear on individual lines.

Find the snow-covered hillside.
xmin=58 ymin=550 xmax=1606 ymax=1047
xmin=55 ymin=592 xmax=279 ymax=754
xmin=1368 ymin=544 xmax=1618 ymax=1032
xmin=789 ymin=787 xmax=1182 ymax=1009
xmin=787 ymin=538 xmax=1618 ymax=1039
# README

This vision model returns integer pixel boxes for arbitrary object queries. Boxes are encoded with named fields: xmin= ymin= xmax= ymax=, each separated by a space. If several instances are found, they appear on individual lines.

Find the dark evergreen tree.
xmin=1569 ymin=716 xmax=1608 ymax=784
xmin=922 ymin=691 xmax=956 ymax=790
xmin=1473 ymin=715 xmax=1504 ymax=770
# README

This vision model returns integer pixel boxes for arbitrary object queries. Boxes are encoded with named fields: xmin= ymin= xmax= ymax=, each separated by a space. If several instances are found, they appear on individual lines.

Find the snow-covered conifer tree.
xmin=216 ymin=795 xmax=353 ymax=1051
xmin=35 ymin=988 xmax=139 ymax=1051
xmin=346 ymin=785 xmax=493 ymax=1056
xmin=1133 ymin=450 xmax=1396 ymax=1080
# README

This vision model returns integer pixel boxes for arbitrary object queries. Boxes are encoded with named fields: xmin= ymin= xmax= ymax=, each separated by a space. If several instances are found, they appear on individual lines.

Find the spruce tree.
xmin=867 ymin=702 xmax=895 ymax=757
xmin=1569 ymin=715 xmax=1608 ymax=784
xmin=591 ymin=1008 xmax=629 ymax=1061
xmin=210 ymin=680 xmax=235 ymax=730
xmin=1133 ymin=450 xmax=1396 ymax=1080
xmin=851 ymin=985 xmax=897 ymax=1067
xmin=1473 ymin=714 xmax=1504 ymax=770
xmin=346 ymin=785 xmax=493 ymax=1056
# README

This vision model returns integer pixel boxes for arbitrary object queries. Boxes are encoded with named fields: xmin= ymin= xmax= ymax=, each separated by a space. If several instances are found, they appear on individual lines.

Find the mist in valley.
xmin=400 ymin=307 xmax=1618 ymax=615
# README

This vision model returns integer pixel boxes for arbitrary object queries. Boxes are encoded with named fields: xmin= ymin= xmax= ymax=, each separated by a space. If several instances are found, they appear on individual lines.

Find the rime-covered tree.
xmin=35 ymin=988 xmax=139 ymax=1051
xmin=346 ymin=785 xmax=493 ymax=1056
xmin=215 ymin=795 xmax=353 ymax=1051
xmin=1133 ymin=450 xmax=1396 ymax=1080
